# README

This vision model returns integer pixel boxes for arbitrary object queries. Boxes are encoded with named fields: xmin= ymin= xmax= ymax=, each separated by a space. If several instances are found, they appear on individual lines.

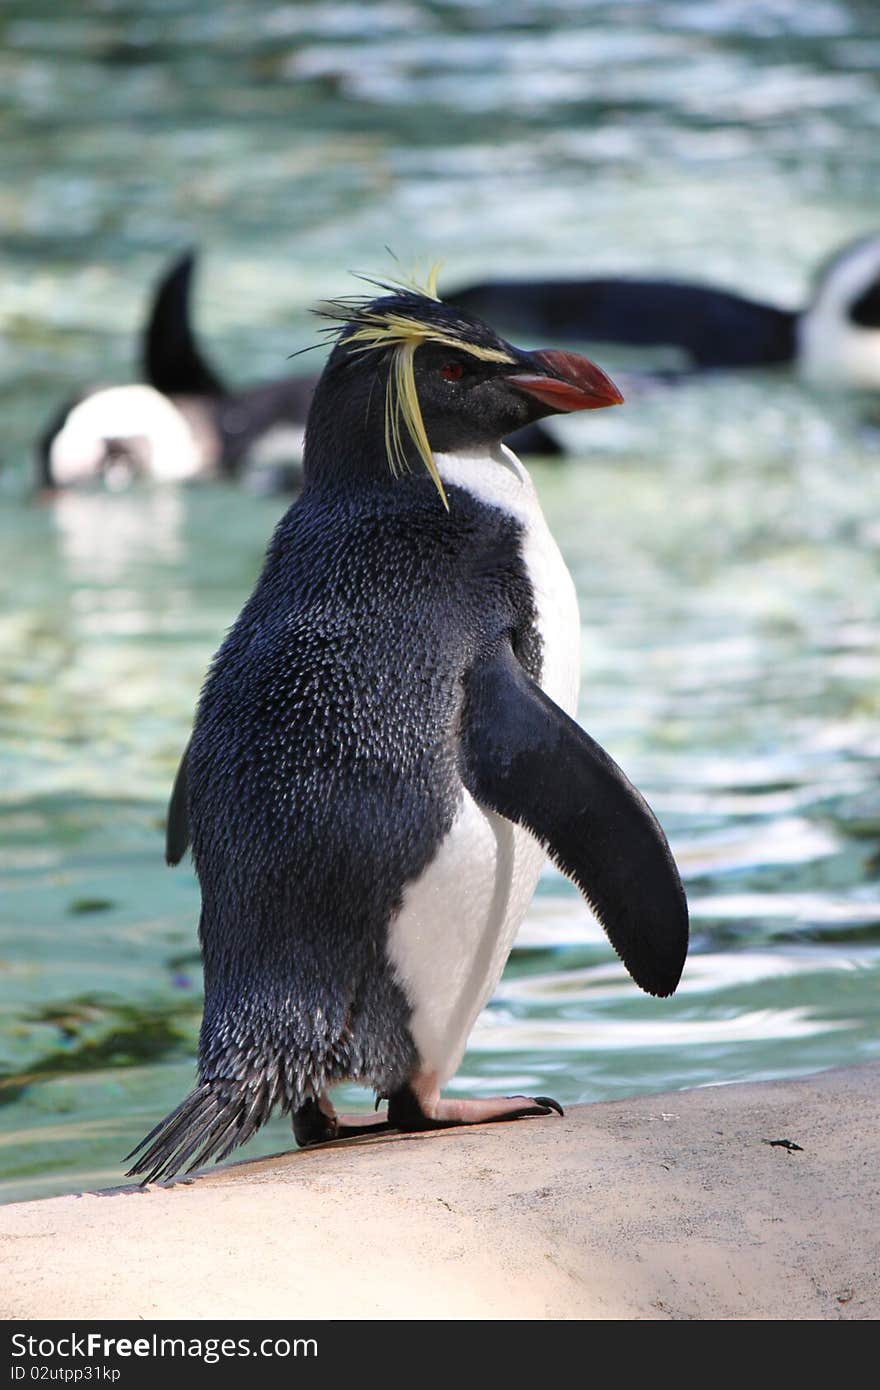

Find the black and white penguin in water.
xmin=36 ymin=251 xmax=316 ymax=492
xmin=37 ymin=253 xmax=561 ymax=491
xmin=126 ymin=279 xmax=688 ymax=1182
xmin=450 ymin=233 xmax=880 ymax=382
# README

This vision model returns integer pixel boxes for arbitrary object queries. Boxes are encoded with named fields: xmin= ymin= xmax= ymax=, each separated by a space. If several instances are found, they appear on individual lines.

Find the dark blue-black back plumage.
xmin=127 ymin=476 xmax=542 ymax=1181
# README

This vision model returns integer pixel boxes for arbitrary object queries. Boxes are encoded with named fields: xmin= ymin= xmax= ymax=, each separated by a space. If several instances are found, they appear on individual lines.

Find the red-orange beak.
xmin=507 ymin=349 xmax=624 ymax=412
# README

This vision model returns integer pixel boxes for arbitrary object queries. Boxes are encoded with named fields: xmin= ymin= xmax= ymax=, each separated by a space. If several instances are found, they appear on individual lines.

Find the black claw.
xmin=488 ymin=1102 xmax=556 ymax=1122
xmin=533 ymin=1095 xmax=564 ymax=1117
xmin=505 ymin=1094 xmax=564 ymax=1117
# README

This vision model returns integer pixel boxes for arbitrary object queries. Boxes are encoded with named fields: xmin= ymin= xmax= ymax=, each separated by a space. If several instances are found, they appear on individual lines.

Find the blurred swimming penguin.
xmin=451 ymin=234 xmax=880 ymax=384
xmin=37 ymin=252 xmax=562 ymax=492
xmin=126 ymin=276 xmax=688 ymax=1183
xmin=36 ymin=251 xmax=316 ymax=492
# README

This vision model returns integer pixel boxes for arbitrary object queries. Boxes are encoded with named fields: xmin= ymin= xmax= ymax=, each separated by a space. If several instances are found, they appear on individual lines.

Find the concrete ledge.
xmin=2 ymin=1064 xmax=878 ymax=1320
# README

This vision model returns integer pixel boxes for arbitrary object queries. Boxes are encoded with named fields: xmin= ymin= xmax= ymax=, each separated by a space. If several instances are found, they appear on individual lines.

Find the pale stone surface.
xmin=1 ymin=1064 xmax=877 ymax=1320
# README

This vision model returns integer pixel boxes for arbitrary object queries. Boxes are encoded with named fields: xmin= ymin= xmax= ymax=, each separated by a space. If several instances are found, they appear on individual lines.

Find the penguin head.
xmin=307 ymin=280 xmax=622 ymax=506
xmin=799 ymin=234 xmax=880 ymax=388
xmin=36 ymin=384 xmax=205 ymax=491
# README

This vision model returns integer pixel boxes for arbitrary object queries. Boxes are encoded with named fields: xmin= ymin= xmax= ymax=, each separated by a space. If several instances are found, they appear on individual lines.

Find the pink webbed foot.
xmin=387 ymin=1078 xmax=563 ymax=1132
xmin=292 ymin=1081 xmax=563 ymax=1148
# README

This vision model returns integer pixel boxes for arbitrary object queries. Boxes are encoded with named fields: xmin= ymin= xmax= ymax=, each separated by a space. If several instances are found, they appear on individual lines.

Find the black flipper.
xmin=165 ymin=740 xmax=191 ymax=866
xmin=461 ymin=645 xmax=688 ymax=997
xmin=449 ymin=278 xmax=798 ymax=370
xmin=143 ymin=250 xmax=228 ymax=397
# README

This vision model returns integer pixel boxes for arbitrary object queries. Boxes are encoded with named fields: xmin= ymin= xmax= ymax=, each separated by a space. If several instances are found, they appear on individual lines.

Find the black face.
xmin=304 ymin=291 xmax=621 ymax=491
xmin=407 ymin=339 xmax=545 ymax=452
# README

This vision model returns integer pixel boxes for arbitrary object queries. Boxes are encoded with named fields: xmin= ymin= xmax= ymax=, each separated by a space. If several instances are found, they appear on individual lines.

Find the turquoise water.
xmin=1 ymin=0 xmax=879 ymax=1203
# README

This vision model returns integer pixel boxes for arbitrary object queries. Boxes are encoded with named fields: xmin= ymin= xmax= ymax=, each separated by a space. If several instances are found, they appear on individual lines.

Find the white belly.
xmin=386 ymin=444 xmax=581 ymax=1082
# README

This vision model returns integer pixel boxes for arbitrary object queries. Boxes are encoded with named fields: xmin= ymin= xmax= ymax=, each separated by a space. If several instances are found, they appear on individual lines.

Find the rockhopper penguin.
xmin=127 ymin=277 xmax=689 ymax=1182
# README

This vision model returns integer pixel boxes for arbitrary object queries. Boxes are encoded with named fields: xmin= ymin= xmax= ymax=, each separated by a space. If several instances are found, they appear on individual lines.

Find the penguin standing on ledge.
xmin=127 ymin=279 xmax=688 ymax=1183
xmin=450 ymin=233 xmax=880 ymax=383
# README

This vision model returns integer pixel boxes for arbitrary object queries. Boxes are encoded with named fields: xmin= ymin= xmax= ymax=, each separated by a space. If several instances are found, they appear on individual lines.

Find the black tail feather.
xmin=182 ymin=1097 xmax=248 ymax=1175
xmin=125 ymin=1086 xmax=221 ymax=1183
xmin=221 ymin=1079 xmax=271 ymax=1159
xmin=125 ymin=1076 xmax=278 ymax=1184
xmin=125 ymin=1087 xmax=214 ymax=1164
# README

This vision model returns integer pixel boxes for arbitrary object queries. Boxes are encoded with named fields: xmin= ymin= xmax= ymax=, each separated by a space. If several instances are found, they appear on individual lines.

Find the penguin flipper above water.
xmin=462 ymin=643 xmax=688 ymax=998
xmin=143 ymin=249 xmax=228 ymax=398
xmin=165 ymin=741 xmax=191 ymax=867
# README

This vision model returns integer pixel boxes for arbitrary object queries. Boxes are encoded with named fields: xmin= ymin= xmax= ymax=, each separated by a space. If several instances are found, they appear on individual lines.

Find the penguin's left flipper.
xmin=462 ymin=644 xmax=688 ymax=998
xmin=165 ymin=740 xmax=191 ymax=867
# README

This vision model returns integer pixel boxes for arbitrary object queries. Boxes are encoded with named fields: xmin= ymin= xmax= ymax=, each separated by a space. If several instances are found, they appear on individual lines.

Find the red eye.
xmin=440 ymin=362 xmax=464 ymax=381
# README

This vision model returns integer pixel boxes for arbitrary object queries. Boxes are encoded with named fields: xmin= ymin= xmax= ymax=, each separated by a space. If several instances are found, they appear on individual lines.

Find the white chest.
xmin=438 ymin=442 xmax=580 ymax=714
xmin=386 ymin=444 xmax=581 ymax=1082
